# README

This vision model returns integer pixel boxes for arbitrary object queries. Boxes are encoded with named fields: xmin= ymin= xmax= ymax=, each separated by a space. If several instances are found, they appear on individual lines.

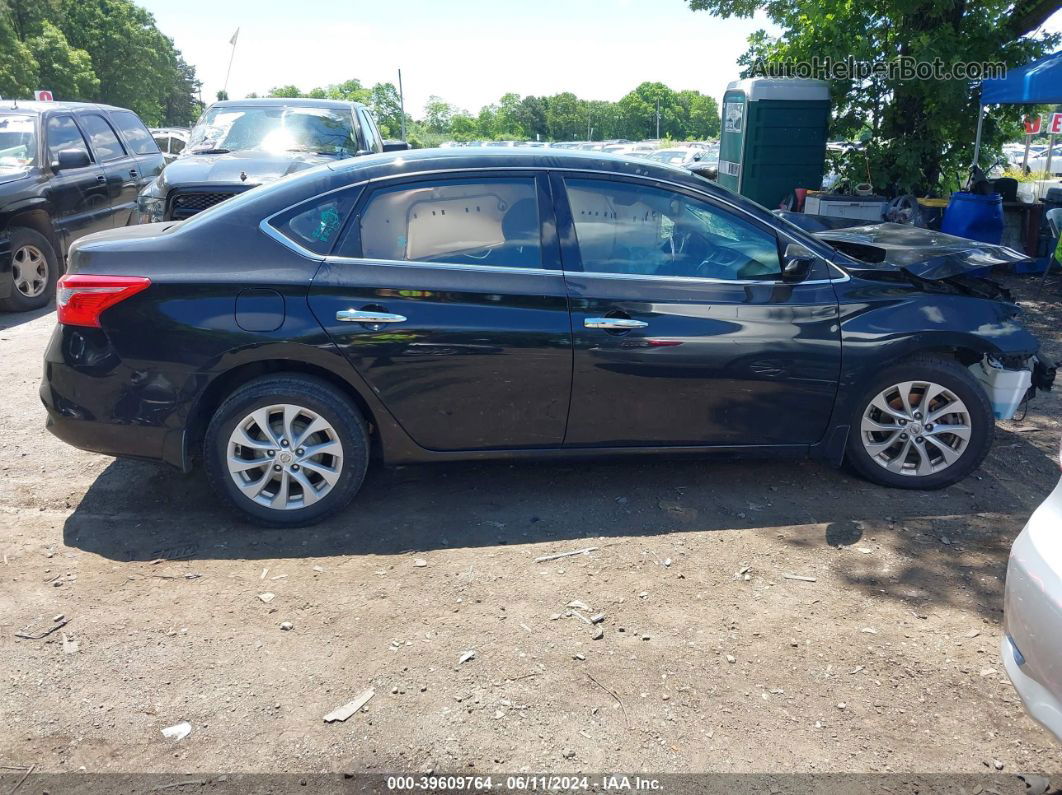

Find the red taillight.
xmin=56 ymin=275 xmax=151 ymax=328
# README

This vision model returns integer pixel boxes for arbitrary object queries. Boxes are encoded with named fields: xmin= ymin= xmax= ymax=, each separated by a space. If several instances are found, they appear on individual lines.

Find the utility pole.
xmin=655 ymin=98 xmax=661 ymax=139
xmin=398 ymin=68 xmax=407 ymax=141
xmin=587 ymin=105 xmax=591 ymax=142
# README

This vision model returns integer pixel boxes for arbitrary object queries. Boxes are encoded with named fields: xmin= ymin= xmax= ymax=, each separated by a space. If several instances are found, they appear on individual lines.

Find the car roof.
xmin=0 ymin=100 xmax=131 ymax=115
xmin=208 ymin=97 xmax=367 ymax=111
xmin=325 ymin=146 xmax=715 ymax=190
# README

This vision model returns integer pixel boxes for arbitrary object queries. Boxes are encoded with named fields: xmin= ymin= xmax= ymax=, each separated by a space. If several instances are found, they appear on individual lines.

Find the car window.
xmin=170 ymin=135 xmax=186 ymax=155
xmin=345 ymin=178 xmax=542 ymax=268
xmin=269 ymin=189 xmax=359 ymax=255
xmin=46 ymin=115 xmax=90 ymax=162
xmin=78 ymin=114 xmax=126 ymax=162
xmin=109 ymin=111 xmax=159 ymax=155
xmin=563 ymin=177 xmax=781 ymax=280
xmin=152 ymin=134 xmax=170 ymax=153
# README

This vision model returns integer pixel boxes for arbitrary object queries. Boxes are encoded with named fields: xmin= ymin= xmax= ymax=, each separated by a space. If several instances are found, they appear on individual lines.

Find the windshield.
xmin=186 ymin=106 xmax=357 ymax=156
xmin=0 ymin=114 xmax=36 ymax=175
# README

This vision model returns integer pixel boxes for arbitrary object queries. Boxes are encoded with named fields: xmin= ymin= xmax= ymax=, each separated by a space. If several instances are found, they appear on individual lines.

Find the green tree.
xmin=494 ymin=92 xmax=526 ymax=139
xmin=25 ymin=20 xmax=98 ymax=100
xmin=163 ymin=55 xmax=201 ymax=125
xmin=423 ymin=95 xmax=455 ymax=134
xmin=323 ymin=78 xmax=370 ymax=103
xmin=57 ymin=0 xmax=178 ymax=123
xmin=0 ymin=6 xmax=37 ymax=98
xmin=687 ymin=0 xmax=1059 ymax=194
xmin=267 ymin=84 xmax=304 ymax=98
xmin=449 ymin=111 xmax=478 ymax=140
xmin=514 ymin=95 xmax=548 ymax=140
xmin=368 ymin=81 xmax=407 ymax=137
xmin=545 ymin=92 xmax=585 ymax=140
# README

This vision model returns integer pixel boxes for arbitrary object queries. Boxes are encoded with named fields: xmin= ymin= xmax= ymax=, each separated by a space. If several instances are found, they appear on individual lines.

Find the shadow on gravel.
xmin=63 ymin=427 xmax=1052 ymax=581
xmin=0 ymin=305 xmax=53 ymax=331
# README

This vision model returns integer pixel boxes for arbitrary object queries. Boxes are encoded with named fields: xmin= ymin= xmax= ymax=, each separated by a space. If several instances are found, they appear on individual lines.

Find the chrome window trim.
xmin=260 ymin=165 xmax=854 ymax=284
xmin=560 ymin=270 xmax=839 ymax=287
xmin=324 ymin=255 xmax=563 ymax=277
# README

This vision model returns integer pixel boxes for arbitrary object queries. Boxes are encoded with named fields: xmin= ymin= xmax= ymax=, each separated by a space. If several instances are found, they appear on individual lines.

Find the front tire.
xmin=204 ymin=375 xmax=369 ymax=526
xmin=0 ymin=227 xmax=59 ymax=312
xmin=845 ymin=355 xmax=994 ymax=490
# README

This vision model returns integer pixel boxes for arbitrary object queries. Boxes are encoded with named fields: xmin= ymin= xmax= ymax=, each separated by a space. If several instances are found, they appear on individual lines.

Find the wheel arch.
xmin=184 ymin=358 xmax=386 ymax=469
xmin=3 ymin=205 xmax=61 ymax=258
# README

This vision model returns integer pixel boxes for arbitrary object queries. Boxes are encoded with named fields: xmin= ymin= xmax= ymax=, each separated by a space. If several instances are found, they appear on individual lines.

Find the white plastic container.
xmin=969 ymin=359 xmax=1032 ymax=420
xmin=804 ymin=194 xmax=887 ymax=221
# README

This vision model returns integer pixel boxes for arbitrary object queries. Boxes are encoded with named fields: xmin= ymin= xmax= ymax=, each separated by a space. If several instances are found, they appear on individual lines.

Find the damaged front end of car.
xmin=813 ymin=222 xmax=1057 ymax=419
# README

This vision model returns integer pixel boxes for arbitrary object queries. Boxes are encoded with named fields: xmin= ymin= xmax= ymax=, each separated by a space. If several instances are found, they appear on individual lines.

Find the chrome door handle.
xmin=584 ymin=317 xmax=648 ymax=330
xmin=336 ymin=310 xmax=407 ymax=323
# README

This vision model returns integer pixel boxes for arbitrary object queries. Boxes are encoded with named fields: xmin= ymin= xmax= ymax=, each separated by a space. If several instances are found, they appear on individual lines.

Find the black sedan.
xmin=42 ymin=148 xmax=1054 ymax=525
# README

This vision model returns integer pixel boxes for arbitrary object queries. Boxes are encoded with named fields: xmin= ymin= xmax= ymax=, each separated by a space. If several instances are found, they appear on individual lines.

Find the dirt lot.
xmin=1 ymin=273 xmax=1061 ymax=777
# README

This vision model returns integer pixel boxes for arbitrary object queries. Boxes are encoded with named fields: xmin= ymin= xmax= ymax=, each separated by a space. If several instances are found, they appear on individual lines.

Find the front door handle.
xmin=336 ymin=309 xmax=407 ymax=324
xmin=584 ymin=317 xmax=648 ymax=330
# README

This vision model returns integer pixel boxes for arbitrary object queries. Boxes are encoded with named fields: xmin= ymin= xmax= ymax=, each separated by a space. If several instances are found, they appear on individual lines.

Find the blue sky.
xmin=139 ymin=0 xmax=1062 ymax=117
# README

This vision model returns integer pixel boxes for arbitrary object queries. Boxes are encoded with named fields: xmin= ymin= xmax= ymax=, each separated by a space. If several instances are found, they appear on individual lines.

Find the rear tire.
xmin=0 ymin=227 xmax=59 ymax=312
xmin=204 ymin=375 xmax=369 ymax=526
xmin=845 ymin=355 xmax=994 ymax=490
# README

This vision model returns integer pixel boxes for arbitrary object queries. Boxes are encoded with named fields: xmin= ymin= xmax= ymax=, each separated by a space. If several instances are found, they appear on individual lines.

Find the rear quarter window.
xmin=268 ymin=188 xmax=360 ymax=255
xmin=109 ymin=110 xmax=160 ymax=155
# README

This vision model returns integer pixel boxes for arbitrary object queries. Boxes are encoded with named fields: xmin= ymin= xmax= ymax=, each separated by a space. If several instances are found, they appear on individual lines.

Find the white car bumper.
xmin=1003 ymin=477 xmax=1062 ymax=743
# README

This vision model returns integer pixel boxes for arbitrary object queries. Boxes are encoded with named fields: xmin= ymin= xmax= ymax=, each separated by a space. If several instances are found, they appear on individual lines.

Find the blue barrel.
xmin=941 ymin=192 xmax=1004 ymax=275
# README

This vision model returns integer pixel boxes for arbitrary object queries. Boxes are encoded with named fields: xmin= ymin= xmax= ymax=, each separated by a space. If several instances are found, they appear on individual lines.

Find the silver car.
xmin=1003 ymin=438 xmax=1062 ymax=742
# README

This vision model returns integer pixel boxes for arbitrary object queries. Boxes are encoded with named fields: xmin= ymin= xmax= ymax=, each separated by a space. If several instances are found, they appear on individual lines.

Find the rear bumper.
xmin=1002 ymin=478 xmax=1062 ymax=744
xmin=1002 ymin=634 xmax=1062 ymax=742
xmin=40 ymin=325 xmax=188 ymax=469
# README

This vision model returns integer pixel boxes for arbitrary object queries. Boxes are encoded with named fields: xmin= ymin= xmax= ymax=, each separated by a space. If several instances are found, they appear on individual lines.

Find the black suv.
xmin=133 ymin=98 xmax=406 ymax=224
xmin=0 ymin=101 xmax=164 ymax=312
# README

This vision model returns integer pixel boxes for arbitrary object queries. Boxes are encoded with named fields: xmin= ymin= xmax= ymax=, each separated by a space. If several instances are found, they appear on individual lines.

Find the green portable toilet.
xmin=718 ymin=78 xmax=830 ymax=208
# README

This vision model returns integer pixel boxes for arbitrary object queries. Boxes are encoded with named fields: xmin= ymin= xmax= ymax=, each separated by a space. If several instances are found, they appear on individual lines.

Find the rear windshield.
xmin=0 ymin=114 xmax=36 ymax=174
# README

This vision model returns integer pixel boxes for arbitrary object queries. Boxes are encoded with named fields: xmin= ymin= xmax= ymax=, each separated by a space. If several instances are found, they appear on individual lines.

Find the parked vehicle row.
xmin=0 ymin=100 xmax=164 ymax=312
xmin=1 ymin=98 xmax=410 ymax=313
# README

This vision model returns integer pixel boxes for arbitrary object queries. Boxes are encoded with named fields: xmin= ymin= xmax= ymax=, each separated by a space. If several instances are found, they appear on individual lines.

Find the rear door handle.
xmin=336 ymin=309 xmax=407 ymax=324
xmin=584 ymin=317 xmax=648 ymax=330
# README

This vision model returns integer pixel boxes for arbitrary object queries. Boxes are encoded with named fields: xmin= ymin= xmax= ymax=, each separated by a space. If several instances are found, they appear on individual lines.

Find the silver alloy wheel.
xmin=11 ymin=244 xmax=47 ymax=298
xmin=861 ymin=380 xmax=972 ymax=476
xmin=226 ymin=403 xmax=344 ymax=510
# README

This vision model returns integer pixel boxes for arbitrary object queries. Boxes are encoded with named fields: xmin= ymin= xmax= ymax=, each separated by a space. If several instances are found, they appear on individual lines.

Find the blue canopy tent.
xmin=973 ymin=50 xmax=1062 ymax=162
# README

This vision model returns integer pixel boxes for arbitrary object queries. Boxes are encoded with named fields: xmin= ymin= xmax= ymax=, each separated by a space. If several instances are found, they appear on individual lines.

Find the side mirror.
xmin=383 ymin=140 xmax=411 ymax=152
xmin=782 ymin=243 xmax=816 ymax=282
xmin=54 ymin=148 xmax=91 ymax=171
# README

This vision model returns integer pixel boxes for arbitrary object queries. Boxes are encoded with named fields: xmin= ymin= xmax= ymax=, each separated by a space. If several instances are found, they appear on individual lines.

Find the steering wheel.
xmin=692 ymin=245 xmax=744 ymax=278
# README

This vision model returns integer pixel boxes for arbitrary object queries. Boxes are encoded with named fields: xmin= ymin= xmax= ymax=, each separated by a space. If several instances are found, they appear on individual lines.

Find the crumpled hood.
xmin=160 ymin=148 xmax=335 ymax=188
xmin=812 ymin=222 xmax=1031 ymax=280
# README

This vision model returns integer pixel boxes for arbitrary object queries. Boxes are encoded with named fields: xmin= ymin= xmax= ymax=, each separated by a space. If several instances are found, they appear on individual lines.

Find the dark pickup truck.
xmin=0 ymin=101 xmax=164 ymax=311
xmin=133 ymin=98 xmax=408 ymax=224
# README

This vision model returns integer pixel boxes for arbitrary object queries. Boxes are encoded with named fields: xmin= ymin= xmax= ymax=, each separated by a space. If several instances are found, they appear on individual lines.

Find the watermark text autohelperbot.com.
xmin=748 ymin=56 xmax=1006 ymax=81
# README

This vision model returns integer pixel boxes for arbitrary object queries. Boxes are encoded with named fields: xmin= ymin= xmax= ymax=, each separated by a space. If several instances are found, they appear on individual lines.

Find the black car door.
xmin=552 ymin=173 xmax=841 ymax=447
xmin=302 ymin=171 xmax=573 ymax=451
xmin=76 ymin=112 xmax=141 ymax=227
xmin=42 ymin=113 xmax=110 ymax=247
xmin=107 ymin=109 xmax=165 ymax=197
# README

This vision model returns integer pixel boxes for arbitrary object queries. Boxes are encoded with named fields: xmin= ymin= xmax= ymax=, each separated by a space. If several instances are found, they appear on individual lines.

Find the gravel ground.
xmin=1 ymin=273 xmax=1061 ymax=776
